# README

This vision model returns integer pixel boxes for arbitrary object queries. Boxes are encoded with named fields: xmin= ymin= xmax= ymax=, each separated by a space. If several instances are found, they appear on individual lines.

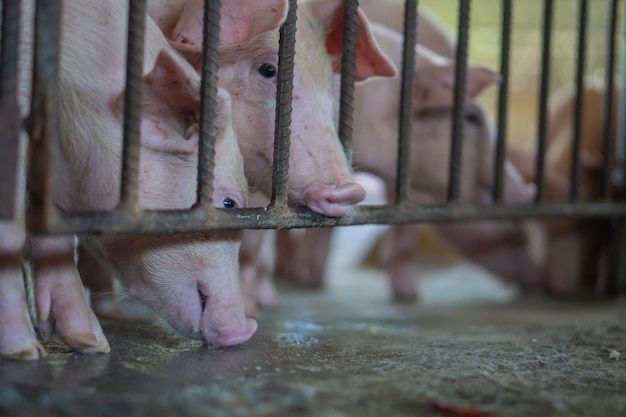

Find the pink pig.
xmin=167 ymin=0 xmax=397 ymax=216
xmin=275 ymin=24 xmax=535 ymax=300
xmin=1 ymin=0 xmax=255 ymax=360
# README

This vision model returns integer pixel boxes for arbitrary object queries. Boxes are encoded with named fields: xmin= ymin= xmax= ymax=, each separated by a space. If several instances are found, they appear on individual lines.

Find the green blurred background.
xmin=414 ymin=0 xmax=623 ymax=151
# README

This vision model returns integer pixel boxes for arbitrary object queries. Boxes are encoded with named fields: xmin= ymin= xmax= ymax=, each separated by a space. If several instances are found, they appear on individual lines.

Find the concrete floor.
xmin=1 ymin=226 xmax=625 ymax=417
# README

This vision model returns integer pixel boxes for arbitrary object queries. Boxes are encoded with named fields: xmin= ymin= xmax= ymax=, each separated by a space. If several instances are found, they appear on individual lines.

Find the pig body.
xmin=276 ymin=24 xmax=535 ymax=300
xmin=1 ymin=0 xmax=255 ymax=360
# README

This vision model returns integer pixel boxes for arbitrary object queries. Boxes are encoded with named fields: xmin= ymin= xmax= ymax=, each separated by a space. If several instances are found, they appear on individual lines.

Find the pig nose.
xmin=305 ymin=181 xmax=367 ymax=217
xmin=202 ymin=317 xmax=258 ymax=347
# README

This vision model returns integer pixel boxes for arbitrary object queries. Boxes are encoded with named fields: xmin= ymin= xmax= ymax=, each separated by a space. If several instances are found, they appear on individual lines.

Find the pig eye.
xmin=222 ymin=197 xmax=237 ymax=208
xmin=258 ymin=63 xmax=277 ymax=79
xmin=465 ymin=112 xmax=481 ymax=125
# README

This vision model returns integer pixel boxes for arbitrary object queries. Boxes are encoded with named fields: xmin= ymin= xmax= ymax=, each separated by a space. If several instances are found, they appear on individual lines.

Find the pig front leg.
xmin=274 ymin=228 xmax=333 ymax=288
xmin=28 ymin=236 xmax=110 ymax=354
xmin=0 ymin=224 xmax=46 ymax=360
xmin=378 ymin=224 xmax=420 ymax=301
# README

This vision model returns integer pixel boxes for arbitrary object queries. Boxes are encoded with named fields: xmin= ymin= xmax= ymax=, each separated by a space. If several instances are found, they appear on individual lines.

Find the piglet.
xmin=167 ymin=0 xmax=397 ymax=217
xmin=275 ymin=24 xmax=536 ymax=300
xmin=2 ymin=0 xmax=255 ymax=360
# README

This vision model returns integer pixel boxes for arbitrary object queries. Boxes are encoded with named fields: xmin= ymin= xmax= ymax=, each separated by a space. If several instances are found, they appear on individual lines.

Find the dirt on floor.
xmin=0 ymin=266 xmax=625 ymax=417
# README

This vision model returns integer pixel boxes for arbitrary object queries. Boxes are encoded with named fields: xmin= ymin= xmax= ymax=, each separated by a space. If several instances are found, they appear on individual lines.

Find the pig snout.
xmin=305 ymin=181 xmax=367 ymax=217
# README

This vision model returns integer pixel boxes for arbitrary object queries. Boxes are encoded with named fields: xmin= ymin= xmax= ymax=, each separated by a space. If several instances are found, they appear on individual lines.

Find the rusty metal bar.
xmin=195 ymin=0 xmax=222 ymax=209
xmin=337 ymin=0 xmax=359 ymax=168
xmin=27 ymin=0 xmax=62 ymax=233
xmin=0 ymin=0 xmax=21 ymax=220
xmin=270 ymin=0 xmax=298 ymax=209
xmin=118 ymin=0 xmax=146 ymax=211
xmin=394 ymin=0 xmax=418 ymax=205
xmin=533 ymin=0 xmax=554 ymax=204
xmin=40 ymin=201 xmax=626 ymax=235
xmin=447 ymin=0 xmax=471 ymax=203
xmin=601 ymin=0 xmax=618 ymax=199
xmin=493 ymin=0 xmax=512 ymax=203
xmin=569 ymin=0 xmax=588 ymax=202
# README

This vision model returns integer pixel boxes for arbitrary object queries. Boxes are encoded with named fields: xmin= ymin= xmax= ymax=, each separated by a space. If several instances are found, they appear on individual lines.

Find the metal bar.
xmin=0 ymin=0 xmax=21 ymax=219
xmin=394 ymin=0 xmax=418 ymax=205
xmin=447 ymin=0 xmax=471 ymax=203
xmin=45 ymin=201 xmax=626 ymax=235
xmin=195 ymin=0 xmax=222 ymax=209
xmin=614 ymin=1 xmax=626 ymax=296
xmin=118 ymin=0 xmax=146 ymax=211
xmin=533 ymin=0 xmax=554 ymax=204
xmin=337 ymin=0 xmax=359 ymax=168
xmin=27 ymin=0 xmax=62 ymax=233
xmin=601 ymin=0 xmax=618 ymax=199
xmin=270 ymin=0 xmax=298 ymax=209
xmin=493 ymin=0 xmax=512 ymax=203
xmin=569 ymin=0 xmax=588 ymax=202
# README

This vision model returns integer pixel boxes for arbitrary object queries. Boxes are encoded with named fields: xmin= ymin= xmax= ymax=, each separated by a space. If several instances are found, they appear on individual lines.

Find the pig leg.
xmin=289 ymin=227 xmax=333 ymax=288
xmin=274 ymin=229 xmax=298 ymax=280
xmin=0 ymin=225 xmax=47 ymax=360
xmin=29 ymin=236 xmax=110 ymax=354
xmin=379 ymin=224 xmax=419 ymax=301
xmin=77 ymin=244 xmax=121 ymax=318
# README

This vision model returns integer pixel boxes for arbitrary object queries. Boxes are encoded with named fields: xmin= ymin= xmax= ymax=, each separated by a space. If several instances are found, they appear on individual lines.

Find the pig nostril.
xmin=198 ymin=289 xmax=207 ymax=311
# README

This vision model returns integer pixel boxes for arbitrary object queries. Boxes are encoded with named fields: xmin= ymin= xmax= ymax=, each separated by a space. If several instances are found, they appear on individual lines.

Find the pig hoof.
xmin=305 ymin=182 xmax=367 ymax=217
xmin=36 ymin=319 xmax=55 ymax=341
xmin=0 ymin=340 xmax=48 ymax=361
xmin=203 ymin=318 xmax=258 ymax=347
xmin=392 ymin=292 xmax=418 ymax=303
xmin=65 ymin=328 xmax=111 ymax=354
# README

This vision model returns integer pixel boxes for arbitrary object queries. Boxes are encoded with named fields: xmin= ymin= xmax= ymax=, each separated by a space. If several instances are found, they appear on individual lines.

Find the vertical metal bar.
xmin=27 ymin=0 xmax=61 ymax=232
xmin=601 ymin=0 xmax=618 ymax=199
xmin=338 ymin=0 xmax=359 ymax=168
xmin=196 ymin=0 xmax=221 ymax=208
xmin=394 ymin=0 xmax=418 ymax=204
xmin=119 ymin=0 xmax=146 ymax=211
xmin=533 ymin=0 xmax=553 ymax=204
xmin=493 ymin=0 xmax=512 ymax=203
xmin=270 ymin=0 xmax=297 ymax=209
xmin=447 ymin=0 xmax=471 ymax=203
xmin=614 ymin=1 xmax=626 ymax=296
xmin=0 ymin=0 xmax=21 ymax=219
xmin=569 ymin=0 xmax=588 ymax=202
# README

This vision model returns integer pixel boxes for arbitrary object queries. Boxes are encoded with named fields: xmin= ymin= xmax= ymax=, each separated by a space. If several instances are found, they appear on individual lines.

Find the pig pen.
xmin=1 ymin=0 xmax=626 ymax=416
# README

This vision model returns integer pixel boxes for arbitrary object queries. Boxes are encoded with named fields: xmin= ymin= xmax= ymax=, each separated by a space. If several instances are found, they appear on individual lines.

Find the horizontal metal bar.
xmin=31 ymin=200 xmax=626 ymax=235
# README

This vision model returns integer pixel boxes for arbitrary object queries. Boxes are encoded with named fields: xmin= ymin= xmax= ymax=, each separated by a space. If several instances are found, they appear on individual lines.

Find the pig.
xmin=447 ymin=80 xmax=619 ymax=296
xmin=275 ymin=24 xmax=536 ymax=301
xmin=1 ymin=0 xmax=256 ymax=360
xmin=1 ymin=0 xmax=109 ymax=359
xmin=167 ymin=0 xmax=397 ymax=216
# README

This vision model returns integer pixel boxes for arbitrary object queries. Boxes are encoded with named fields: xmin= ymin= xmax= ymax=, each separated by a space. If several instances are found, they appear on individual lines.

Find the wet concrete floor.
xmin=1 ymin=264 xmax=625 ymax=417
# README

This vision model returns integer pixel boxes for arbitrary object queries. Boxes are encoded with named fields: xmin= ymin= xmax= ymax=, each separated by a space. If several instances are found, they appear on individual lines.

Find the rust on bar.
xmin=195 ymin=0 xmax=222 ymax=209
xmin=270 ymin=0 xmax=298 ymax=210
xmin=118 ymin=0 xmax=146 ymax=212
xmin=493 ymin=0 xmax=512 ymax=203
xmin=569 ymin=0 xmax=588 ymax=202
xmin=394 ymin=0 xmax=418 ymax=205
xmin=534 ymin=0 xmax=553 ymax=204
xmin=0 ymin=0 xmax=21 ymax=220
xmin=27 ymin=0 xmax=62 ymax=234
xmin=447 ymin=0 xmax=471 ymax=203
xmin=337 ymin=0 xmax=359 ymax=167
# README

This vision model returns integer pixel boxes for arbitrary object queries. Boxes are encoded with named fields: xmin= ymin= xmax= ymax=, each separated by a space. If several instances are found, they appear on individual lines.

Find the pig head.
xmin=55 ymin=2 xmax=255 ymax=347
xmin=353 ymin=24 xmax=534 ymax=205
xmin=168 ymin=0 xmax=397 ymax=216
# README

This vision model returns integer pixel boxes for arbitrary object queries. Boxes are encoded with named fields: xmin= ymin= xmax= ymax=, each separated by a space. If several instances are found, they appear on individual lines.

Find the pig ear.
xmin=169 ymin=0 xmax=288 ymax=52
xmin=414 ymin=65 xmax=499 ymax=109
xmin=322 ymin=3 xmax=397 ymax=82
xmin=133 ymin=49 xmax=202 ymax=154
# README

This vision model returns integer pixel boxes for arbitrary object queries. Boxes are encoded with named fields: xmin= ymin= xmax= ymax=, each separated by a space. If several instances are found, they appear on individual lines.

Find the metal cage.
xmin=1 ymin=0 xmax=625 ymax=292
